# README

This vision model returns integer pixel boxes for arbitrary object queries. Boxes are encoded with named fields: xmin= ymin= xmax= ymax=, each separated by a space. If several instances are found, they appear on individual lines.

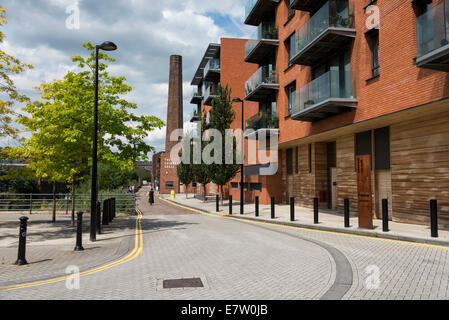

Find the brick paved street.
xmin=1 ymin=187 xmax=449 ymax=300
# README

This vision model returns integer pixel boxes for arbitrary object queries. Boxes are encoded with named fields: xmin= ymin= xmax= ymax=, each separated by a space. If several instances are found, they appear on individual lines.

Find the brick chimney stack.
xmin=160 ymin=55 xmax=183 ymax=194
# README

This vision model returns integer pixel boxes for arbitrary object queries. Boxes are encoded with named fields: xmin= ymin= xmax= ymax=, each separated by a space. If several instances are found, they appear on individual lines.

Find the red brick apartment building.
xmin=190 ymin=0 xmax=449 ymax=228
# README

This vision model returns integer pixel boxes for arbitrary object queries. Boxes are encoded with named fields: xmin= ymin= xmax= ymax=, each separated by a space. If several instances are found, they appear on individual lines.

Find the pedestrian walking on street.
xmin=148 ymin=187 xmax=155 ymax=206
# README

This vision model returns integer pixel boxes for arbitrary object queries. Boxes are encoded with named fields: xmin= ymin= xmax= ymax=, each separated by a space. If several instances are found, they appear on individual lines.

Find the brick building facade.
xmin=190 ymin=0 xmax=449 ymax=228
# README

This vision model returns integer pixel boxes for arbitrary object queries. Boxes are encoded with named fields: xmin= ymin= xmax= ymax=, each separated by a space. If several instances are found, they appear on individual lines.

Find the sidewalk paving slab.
xmin=164 ymin=194 xmax=449 ymax=248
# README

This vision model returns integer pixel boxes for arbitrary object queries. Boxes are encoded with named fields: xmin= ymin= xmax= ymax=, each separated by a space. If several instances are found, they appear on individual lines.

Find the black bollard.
xmin=74 ymin=212 xmax=84 ymax=251
xmin=96 ymin=201 xmax=101 ymax=235
xmin=271 ymin=197 xmax=275 ymax=219
xmin=314 ymin=198 xmax=319 ymax=224
xmin=108 ymin=199 xmax=113 ymax=223
xmin=15 ymin=216 xmax=29 ymax=265
xmin=344 ymin=198 xmax=350 ymax=228
xmin=255 ymin=196 xmax=259 ymax=217
xmin=112 ymin=198 xmax=116 ymax=219
xmin=216 ymin=195 xmax=219 ymax=212
xmin=430 ymin=200 xmax=438 ymax=238
xmin=229 ymin=196 xmax=232 ymax=215
xmin=382 ymin=199 xmax=389 ymax=232
xmin=102 ymin=199 xmax=109 ymax=226
xmin=290 ymin=197 xmax=295 ymax=222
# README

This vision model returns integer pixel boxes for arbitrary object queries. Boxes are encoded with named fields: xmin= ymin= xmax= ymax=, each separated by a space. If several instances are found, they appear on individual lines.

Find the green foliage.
xmin=134 ymin=166 xmax=152 ymax=181
xmin=177 ymin=137 xmax=194 ymax=189
xmin=208 ymin=84 xmax=240 ymax=200
xmin=4 ymin=42 xmax=164 ymax=187
xmin=0 ymin=166 xmax=39 ymax=193
xmin=0 ymin=5 xmax=34 ymax=138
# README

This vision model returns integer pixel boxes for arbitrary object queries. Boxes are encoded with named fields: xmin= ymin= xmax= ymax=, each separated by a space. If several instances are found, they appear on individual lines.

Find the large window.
xmin=286 ymin=81 xmax=296 ymax=115
xmin=286 ymin=148 xmax=293 ymax=175
xmin=368 ymin=29 xmax=380 ymax=77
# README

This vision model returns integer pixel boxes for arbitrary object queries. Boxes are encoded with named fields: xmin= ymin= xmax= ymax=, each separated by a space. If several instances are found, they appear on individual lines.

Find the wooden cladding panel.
xmin=391 ymin=111 xmax=449 ymax=227
xmin=337 ymin=135 xmax=358 ymax=215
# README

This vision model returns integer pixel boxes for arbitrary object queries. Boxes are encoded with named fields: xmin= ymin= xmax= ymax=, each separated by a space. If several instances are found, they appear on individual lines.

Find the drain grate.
xmin=163 ymin=277 xmax=204 ymax=289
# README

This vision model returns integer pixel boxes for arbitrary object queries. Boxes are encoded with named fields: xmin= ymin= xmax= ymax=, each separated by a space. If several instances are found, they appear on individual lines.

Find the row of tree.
xmin=177 ymin=85 xmax=241 ymax=204
xmin=0 ymin=5 xmax=164 ymax=223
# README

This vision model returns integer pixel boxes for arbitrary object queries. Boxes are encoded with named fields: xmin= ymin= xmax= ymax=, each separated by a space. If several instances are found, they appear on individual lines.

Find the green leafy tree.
xmin=0 ymin=5 xmax=33 ymax=138
xmin=5 ymin=42 xmax=164 ymax=223
xmin=191 ymin=111 xmax=211 ymax=201
xmin=208 ymin=84 xmax=240 ymax=204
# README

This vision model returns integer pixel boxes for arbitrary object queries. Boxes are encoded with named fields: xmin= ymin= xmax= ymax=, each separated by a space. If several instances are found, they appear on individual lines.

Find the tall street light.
xmin=232 ymin=97 xmax=244 ymax=215
xmin=90 ymin=41 xmax=117 ymax=242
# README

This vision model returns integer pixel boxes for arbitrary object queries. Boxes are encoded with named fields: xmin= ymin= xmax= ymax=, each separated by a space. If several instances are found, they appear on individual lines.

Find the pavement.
xmin=1 ymin=187 xmax=449 ymax=300
xmin=166 ymin=194 xmax=449 ymax=247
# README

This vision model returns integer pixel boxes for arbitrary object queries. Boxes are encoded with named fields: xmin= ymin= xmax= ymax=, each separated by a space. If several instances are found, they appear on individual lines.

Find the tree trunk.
xmin=71 ymin=180 xmax=76 ymax=227
xmin=52 ymin=181 xmax=56 ymax=223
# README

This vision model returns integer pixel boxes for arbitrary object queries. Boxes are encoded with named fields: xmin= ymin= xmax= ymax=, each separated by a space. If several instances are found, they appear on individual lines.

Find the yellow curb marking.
xmin=159 ymin=197 xmax=449 ymax=251
xmin=0 ymin=209 xmax=144 ymax=292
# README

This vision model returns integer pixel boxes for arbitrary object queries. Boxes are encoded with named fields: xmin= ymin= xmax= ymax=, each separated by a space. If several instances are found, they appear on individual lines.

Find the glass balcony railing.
xmin=204 ymin=58 xmax=220 ymax=76
xmin=192 ymin=90 xmax=203 ymax=99
xmin=245 ymin=65 xmax=278 ymax=97
xmin=245 ymin=0 xmax=260 ymax=21
xmin=190 ymin=108 xmax=201 ymax=121
xmin=416 ymin=0 xmax=449 ymax=58
xmin=290 ymin=0 xmax=354 ymax=61
xmin=292 ymin=69 xmax=355 ymax=115
xmin=204 ymin=84 xmax=218 ymax=102
xmin=246 ymin=112 xmax=279 ymax=132
xmin=245 ymin=22 xmax=278 ymax=58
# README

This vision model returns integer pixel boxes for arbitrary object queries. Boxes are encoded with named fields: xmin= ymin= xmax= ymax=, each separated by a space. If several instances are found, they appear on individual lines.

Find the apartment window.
xmin=241 ymin=183 xmax=249 ymax=191
xmin=308 ymin=144 xmax=312 ymax=173
xmin=368 ymin=29 xmax=380 ymax=78
xmin=286 ymin=81 xmax=296 ymax=115
xmin=375 ymin=127 xmax=391 ymax=170
xmin=250 ymin=183 xmax=262 ymax=193
xmin=285 ymin=33 xmax=294 ymax=63
xmin=286 ymin=148 xmax=293 ymax=175
xmin=166 ymin=181 xmax=174 ymax=189
xmin=285 ymin=0 xmax=295 ymax=22
xmin=231 ymin=182 xmax=239 ymax=190
xmin=295 ymin=147 xmax=299 ymax=174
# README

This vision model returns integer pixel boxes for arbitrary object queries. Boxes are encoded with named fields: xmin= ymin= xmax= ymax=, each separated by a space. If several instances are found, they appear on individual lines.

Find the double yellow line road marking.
xmin=0 ymin=208 xmax=144 ymax=292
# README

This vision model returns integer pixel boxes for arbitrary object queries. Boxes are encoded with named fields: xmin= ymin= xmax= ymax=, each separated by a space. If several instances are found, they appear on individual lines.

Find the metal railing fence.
xmin=0 ymin=193 xmax=136 ymax=214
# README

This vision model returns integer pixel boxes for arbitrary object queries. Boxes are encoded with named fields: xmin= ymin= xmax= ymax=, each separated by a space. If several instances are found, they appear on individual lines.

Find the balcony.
xmin=245 ymin=23 xmax=279 ymax=64
xmin=245 ymin=65 xmax=279 ymax=102
xmin=288 ymin=0 xmax=327 ymax=13
xmin=245 ymin=0 xmax=280 ymax=26
xmin=415 ymin=0 xmax=449 ymax=71
xmin=290 ymin=0 xmax=355 ymax=66
xmin=245 ymin=111 xmax=279 ymax=140
xmin=203 ymin=58 xmax=220 ymax=82
xmin=190 ymin=108 xmax=201 ymax=122
xmin=291 ymin=70 xmax=357 ymax=122
xmin=204 ymin=84 xmax=219 ymax=106
xmin=190 ymin=90 xmax=203 ymax=104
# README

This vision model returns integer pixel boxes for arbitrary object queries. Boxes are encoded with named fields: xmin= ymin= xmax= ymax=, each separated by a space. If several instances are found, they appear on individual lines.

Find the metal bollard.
xmin=430 ymin=200 xmax=438 ymax=238
xmin=382 ymin=199 xmax=389 ymax=232
xmin=112 ymin=198 xmax=116 ymax=219
xmin=108 ymin=199 xmax=113 ymax=223
xmin=344 ymin=198 xmax=350 ymax=228
xmin=271 ymin=197 xmax=275 ymax=219
xmin=229 ymin=196 xmax=232 ymax=215
xmin=102 ymin=199 xmax=109 ymax=226
xmin=96 ymin=201 xmax=101 ymax=235
xmin=290 ymin=197 xmax=295 ymax=222
xmin=15 ymin=216 xmax=29 ymax=265
xmin=74 ymin=212 xmax=84 ymax=251
xmin=314 ymin=198 xmax=319 ymax=224
xmin=216 ymin=195 xmax=219 ymax=212
xmin=255 ymin=196 xmax=259 ymax=217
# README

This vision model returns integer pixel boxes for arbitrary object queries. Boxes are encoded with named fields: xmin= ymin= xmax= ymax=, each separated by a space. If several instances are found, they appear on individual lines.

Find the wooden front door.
xmin=357 ymin=155 xmax=373 ymax=229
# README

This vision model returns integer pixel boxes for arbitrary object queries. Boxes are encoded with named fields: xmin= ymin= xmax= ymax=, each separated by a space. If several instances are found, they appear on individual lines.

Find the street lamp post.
xmin=90 ymin=41 xmax=117 ymax=242
xmin=232 ymin=97 xmax=244 ymax=215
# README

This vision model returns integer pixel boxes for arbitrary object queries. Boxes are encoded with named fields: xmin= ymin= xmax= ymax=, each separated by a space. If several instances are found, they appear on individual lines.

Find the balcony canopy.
xmin=245 ymin=0 xmax=280 ymax=26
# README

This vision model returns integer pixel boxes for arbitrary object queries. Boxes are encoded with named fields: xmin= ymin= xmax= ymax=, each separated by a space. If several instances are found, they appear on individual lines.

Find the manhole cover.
xmin=163 ymin=277 xmax=204 ymax=289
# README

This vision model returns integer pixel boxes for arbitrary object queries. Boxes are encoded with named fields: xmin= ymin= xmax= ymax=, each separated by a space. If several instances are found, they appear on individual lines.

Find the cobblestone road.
xmin=1 ymin=188 xmax=449 ymax=300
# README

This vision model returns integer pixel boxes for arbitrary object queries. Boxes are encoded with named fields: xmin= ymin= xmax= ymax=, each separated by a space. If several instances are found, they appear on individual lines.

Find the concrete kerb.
xmin=162 ymin=197 xmax=449 ymax=249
